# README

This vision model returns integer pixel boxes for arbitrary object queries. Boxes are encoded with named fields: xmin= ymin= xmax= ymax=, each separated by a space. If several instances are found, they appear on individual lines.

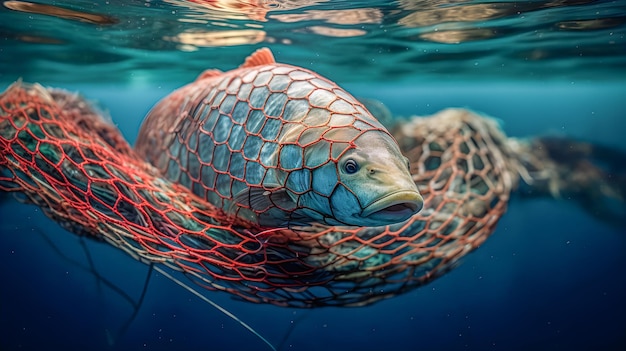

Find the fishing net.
xmin=0 ymin=82 xmax=516 ymax=307
xmin=508 ymin=135 xmax=626 ymax=227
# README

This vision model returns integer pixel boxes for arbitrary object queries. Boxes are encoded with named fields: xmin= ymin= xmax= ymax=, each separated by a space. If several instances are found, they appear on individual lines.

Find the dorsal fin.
xmin=240 ymin=48 xmax=275 ymax=68
xmin=195 ymin=69 xmax=222 ymax=81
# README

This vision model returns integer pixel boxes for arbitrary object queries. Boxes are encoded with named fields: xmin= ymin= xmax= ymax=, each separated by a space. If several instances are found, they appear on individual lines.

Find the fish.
xmin=135 ymin=48 xmax=423 ymax=227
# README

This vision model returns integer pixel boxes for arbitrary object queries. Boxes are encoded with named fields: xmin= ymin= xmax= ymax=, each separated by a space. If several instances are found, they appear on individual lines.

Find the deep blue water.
xmin=1 ymin=0 xmax=626 ymax=350
xmin=2 ymin=170 xmax=626 ymax=350
xmin=1 ymin=83 xmax=625 ymax=351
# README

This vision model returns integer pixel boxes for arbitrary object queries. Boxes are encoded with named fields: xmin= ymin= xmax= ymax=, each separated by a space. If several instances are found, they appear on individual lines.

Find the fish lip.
xmin=360 ymin=190 xmax=424 ymax=220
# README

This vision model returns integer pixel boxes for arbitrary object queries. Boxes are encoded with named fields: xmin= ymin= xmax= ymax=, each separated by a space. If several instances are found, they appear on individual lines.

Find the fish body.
xmin=136 ymin=48 xmax=422 ymax=227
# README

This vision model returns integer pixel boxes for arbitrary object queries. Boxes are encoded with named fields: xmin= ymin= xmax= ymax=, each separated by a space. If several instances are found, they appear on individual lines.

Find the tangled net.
xmin=1 ymin=81 xmax=517 ymax=307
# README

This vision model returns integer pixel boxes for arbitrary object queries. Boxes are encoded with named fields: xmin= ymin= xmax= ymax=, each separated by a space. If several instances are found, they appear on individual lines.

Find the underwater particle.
xmin=3 ymin=0 xmax=118 ymax=25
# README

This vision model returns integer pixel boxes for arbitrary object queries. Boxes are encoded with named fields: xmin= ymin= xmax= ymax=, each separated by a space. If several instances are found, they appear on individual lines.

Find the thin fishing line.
xmin=153 ymin=266 xmax=277 ymax=351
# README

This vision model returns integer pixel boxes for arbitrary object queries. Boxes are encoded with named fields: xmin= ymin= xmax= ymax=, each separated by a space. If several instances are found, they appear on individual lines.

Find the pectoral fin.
xmin=233 ymin=186 xmax=296 ymax=212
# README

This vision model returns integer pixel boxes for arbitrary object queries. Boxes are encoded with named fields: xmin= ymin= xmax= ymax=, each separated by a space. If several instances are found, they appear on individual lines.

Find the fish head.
xmin=330 ymin=130 xmax=423 ymax=227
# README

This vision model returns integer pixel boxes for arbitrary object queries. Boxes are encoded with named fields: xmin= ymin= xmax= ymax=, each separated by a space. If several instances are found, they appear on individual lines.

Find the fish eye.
xmin=343 ymin=159 xmax=359 ymax=174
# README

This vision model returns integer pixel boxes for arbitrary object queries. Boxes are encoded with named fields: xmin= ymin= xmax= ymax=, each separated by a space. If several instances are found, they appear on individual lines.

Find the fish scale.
xmin=136 ymin=48 xmax=420 ymax=227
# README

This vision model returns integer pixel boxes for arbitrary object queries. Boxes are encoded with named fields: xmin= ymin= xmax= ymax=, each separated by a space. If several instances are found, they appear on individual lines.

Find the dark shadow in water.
xmin=276 ymin=309 xmax=312 ymax=351
xmin=29 ymin=224 xmax=281 ymax=351
xmin=33 ymin=227 xmax=153 ymax=347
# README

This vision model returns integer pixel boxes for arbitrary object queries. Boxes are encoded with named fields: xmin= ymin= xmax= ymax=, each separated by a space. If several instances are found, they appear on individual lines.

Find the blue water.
xmin=1 ymin=82 xmax=625 ymax=350
xmin=2 ymin=0 xmax=626 ymax=350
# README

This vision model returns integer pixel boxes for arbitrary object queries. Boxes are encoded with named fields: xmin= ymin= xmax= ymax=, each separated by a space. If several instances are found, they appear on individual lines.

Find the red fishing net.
xmin=0 ymin=82 xmax=515 ymax=307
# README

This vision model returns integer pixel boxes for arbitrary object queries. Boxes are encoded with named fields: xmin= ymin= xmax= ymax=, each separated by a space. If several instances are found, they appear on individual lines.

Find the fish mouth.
xmin=361 ymin=190 xmax=423 ymax=223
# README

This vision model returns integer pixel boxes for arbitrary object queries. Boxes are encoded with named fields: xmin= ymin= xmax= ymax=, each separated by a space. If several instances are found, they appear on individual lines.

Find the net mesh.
xmin=0 ymin=82 xmax=515 ymax=307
